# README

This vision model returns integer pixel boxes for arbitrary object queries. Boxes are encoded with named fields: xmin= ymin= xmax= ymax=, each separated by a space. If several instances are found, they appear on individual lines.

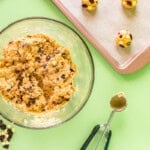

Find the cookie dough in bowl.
xmin=0 ymin=17 xmax=94 ymax=128
xmin=0 ymin=33 xmax=77 ymax=113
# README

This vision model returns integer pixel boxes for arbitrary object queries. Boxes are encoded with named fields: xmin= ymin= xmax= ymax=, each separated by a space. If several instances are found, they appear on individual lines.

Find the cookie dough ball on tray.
xmin=115 ymin=30 xmax=133 ymax=48
xmin=122 ymin=0 xmax=137 ymax=9
xmin=82 ymin=0 xmax=98 ymax=11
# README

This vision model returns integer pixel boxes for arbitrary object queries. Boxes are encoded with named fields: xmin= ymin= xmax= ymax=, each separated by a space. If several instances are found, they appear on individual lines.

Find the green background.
xmin=0 ymin=0 xmax=150 ymax=150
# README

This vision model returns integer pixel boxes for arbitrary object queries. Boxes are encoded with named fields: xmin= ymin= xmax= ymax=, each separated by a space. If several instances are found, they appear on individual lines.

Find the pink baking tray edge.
xmin=53 ymin=0 xmax=150 ymax=74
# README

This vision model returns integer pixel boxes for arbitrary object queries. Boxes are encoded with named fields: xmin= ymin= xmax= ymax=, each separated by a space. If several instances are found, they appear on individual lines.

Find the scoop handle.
xmin=104 ymin=130 xmax=112 ymax=150
xmin=95 ymin=110 xmax=115 ymax=150
xmin=80 ymin=124 xmax=100 ymax=150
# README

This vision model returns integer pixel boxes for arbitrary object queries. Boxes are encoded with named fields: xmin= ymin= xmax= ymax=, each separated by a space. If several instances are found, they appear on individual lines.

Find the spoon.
xmin=95 ymin=92 xmax=127 ymax=150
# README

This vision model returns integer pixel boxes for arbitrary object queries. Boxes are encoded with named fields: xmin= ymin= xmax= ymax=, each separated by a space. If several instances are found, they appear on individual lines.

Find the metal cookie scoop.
xmin=95 ymin=92 xmax=127 ymax=150
xmin=80 ymin=92 xmax=127 ymax=150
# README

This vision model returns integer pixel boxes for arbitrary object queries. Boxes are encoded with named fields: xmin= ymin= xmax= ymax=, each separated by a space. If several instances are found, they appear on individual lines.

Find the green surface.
xmin=0 ymin=0 xmax=150 ymax=150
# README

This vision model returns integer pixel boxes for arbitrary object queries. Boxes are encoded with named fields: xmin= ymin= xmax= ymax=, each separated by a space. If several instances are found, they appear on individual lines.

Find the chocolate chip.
xmin=26 ymin=102 xmax=31 ymax=107
xmin=70 ymin=68 xmax=74 ymax=72
xmin=46 ymin=55 xmax=51 ymax=61
xmin=0 ymin=135 xmax=5 ymax=142
xmin=0 ymin=120 xmax=3 ymax=125
xmin=55 ymin=68 xmax=59 ymax=73
xmin=61 ymin=53 xmax=67 ymax=58
xmin=3 ymin=144 xmax=9 ymax=149
xmin=38 ymin=48 xmax=43 ymax=53
xmin=7 ymin=129 xmax=13 ymax=136
xmin=15 ymin=69 xmax=20 ymax=74
xmin=29 ymin=98 xmax=36 ymax=104
xmin=42 ymin=108 xmax=46 ymax=112
xmin=27 ymin=35 xmax=32 ymax=38
xmin=61 ymin=74 xmax=66 ymax=79
xmin=35 ymin=57 xmax=41 ymax=63
xmin=126 ymin=1 xmax=132 ymax=6
xmin=9 ymin=41 xmax=13 ymax=44
xmin=43 ymin=64 xmax=47 ymax=69
xmin=6 ymin=128 xmax=14 ymax=142
xmin=119 ymin=44 xmax=125 ymax=48
xmin=129 ymin=34 xmax=133 ymax=40
xmin=82 ymin=4 xmax=88 ymax=8
xmin=46 ymin=40 xmax=49 ymax=43
xmin=89 ymin=0 xmax=94 ymax=3
xmin=61 ymin=62 xmax=64 ymax=65
xmin=7 ymin=136 xmax=11 ymax=142
xmin=0 ymin=124 xmax=7 ymax=130
xmin=7 ymin=133 xmax=13 ymax=142
xmin=65 ymin=98 xmax=69 ymax=101
xmin=119 ymin=35 xmax=123 ymax=38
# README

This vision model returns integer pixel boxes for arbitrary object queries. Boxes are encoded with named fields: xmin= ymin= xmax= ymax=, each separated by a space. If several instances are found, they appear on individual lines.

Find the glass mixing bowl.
xmin=0 ymin=17 xmax=94 ymax=128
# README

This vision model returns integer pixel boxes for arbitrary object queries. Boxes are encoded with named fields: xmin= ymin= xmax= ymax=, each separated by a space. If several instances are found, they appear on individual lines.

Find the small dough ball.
xmin=122 ymin=0 xmax=137 ymax=9
xmin=116 ymin=30 xmax=133 ymax=48
xmin=82 ymin=0 xmax=98 ymax=11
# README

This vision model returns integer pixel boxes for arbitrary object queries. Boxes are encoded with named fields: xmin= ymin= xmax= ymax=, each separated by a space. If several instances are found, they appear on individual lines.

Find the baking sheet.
xmin=53 ymin=0 xmax=150 ymax=74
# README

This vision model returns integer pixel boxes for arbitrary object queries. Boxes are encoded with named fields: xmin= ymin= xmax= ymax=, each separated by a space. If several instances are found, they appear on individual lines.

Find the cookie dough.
xmin=0 ymin=34 xmax=77 ymax=113
xmin=122 ymin=0 xmax=137 ymax=9
xmin=115 ymin=30 xmax=133 ymax=48
xmin=82 ymin=0 xmax=98 ymax=11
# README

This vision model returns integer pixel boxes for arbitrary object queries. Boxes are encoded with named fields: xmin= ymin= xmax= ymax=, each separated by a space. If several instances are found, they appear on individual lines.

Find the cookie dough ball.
xmin=122 ymin=0 xmax=137 ymax=9
xmin=82 ymin=0 xmax=98 ymax=11
xmin=116 ymin=30 xmax=133 ymax=48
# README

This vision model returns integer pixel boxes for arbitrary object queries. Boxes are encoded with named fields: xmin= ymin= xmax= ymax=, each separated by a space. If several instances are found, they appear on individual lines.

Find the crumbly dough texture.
xmin=0 ymin=34 xmax=77 ymax=113
xmin=115 ymin=30 xmax=133 ymax=48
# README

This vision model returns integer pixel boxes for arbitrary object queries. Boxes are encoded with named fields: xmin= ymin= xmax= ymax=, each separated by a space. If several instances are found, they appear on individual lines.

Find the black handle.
xmin=104 ymin=130 xmax=112 ymax=150
xmin=80 ymin=124 xmax=100 ymax=150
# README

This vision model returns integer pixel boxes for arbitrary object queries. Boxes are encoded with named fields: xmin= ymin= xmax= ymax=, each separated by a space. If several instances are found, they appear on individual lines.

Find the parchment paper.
xmin=53 ymin=0 xmax=150 ymax=73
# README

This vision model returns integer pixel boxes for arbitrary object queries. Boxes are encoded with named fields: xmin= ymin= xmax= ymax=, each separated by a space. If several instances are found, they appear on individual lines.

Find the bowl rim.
xmin=0 ymin=17 xmax=95 ymax=129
